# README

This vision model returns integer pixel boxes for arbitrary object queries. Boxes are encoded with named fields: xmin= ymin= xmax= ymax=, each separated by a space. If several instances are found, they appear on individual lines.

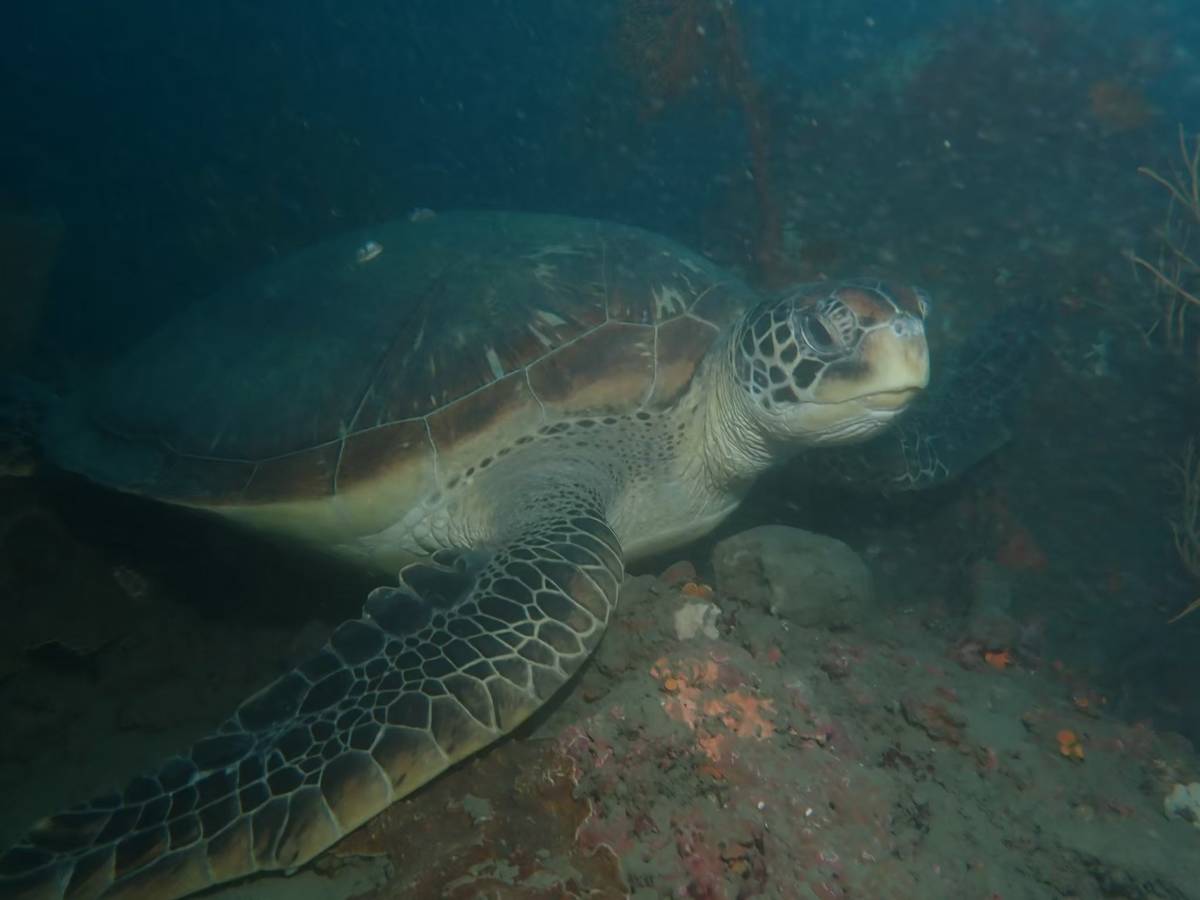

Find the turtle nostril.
xmin=892 ymin=315 xmax=924 ymax=338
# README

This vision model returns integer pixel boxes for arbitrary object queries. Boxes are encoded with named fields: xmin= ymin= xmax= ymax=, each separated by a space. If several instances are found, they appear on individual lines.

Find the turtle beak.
xmin=859 ymin=313 xmax=929 ymax=406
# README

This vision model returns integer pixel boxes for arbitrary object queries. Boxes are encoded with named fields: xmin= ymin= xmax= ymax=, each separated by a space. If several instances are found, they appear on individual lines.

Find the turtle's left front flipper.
xmin=0 ymin=500 xmax=622 ymax=900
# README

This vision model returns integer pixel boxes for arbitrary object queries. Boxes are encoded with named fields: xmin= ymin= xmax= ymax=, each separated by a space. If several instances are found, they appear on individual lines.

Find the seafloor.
xmin=2 ymin=467 xmax=1200 ymax=899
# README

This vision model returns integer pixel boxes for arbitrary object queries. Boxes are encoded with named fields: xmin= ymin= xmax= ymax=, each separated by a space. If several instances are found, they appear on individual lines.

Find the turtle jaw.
xmin=785 ymin=392 xmax=918 ymax=446
xmin=860 ymin=386 xmax=923 ymax=411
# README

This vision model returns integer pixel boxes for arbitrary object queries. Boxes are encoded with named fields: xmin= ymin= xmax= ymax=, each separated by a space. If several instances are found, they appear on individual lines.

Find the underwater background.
xmin=3 ymin=1 xmax=1200 ymax=897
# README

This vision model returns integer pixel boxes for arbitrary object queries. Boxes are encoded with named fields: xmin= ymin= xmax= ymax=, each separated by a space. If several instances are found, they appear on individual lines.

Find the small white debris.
xmin=356 ymin=240 xmax=383 ymax=264
xmin=408 ymin=207 xmax=436 ymax=222
xmin=673 ymin=601 xmax=720 ymax=641
xmin=111 ymin=565 xmax=150 ymax=600
xmin=756 ymin=800 xmax=766 ymax=811
xmin=805 ymin=807 xmax=814 ymax=817
xmin=1165 ymin=782 xmax=1200 ymax=827
xmin=483 ymin=346 xmax=505 ymax=380
xmin=461 ymin=793 xmax=493 ymax=825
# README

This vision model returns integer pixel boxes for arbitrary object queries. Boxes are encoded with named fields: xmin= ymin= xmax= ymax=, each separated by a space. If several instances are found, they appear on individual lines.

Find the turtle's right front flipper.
xmin=0 ymin=503 xmax=622 ymax=900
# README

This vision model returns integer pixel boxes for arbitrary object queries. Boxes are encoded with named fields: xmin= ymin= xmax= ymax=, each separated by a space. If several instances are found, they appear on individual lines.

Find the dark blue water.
xmin=8 ymin=0 xmax=1187 ymax=362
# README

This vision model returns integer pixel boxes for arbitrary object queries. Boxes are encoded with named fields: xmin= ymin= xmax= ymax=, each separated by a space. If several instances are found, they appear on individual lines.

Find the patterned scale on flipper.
xmin=0 ymin=503 xmax=622 ymax=900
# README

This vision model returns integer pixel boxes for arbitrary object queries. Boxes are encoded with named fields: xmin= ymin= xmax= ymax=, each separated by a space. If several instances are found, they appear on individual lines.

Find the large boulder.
xmin=712 ymin=525 xmax=872 ymax=629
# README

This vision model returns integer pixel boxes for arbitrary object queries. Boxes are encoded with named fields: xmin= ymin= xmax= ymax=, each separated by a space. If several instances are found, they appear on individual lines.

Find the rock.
xmin=963 ymin=560 xmax=1020 ymax=649
xmin=461 ymin=793 xmax=494 ymax=825
xmin=660 ymin=559 xmax=697 ymax=587
xmin=673 ymin=601 xmax=720 ymax=641
xmin=1164 ymin=782 xmax=1200 ymax=827
xmin=712 ymin=526 xmax=872 ymax=629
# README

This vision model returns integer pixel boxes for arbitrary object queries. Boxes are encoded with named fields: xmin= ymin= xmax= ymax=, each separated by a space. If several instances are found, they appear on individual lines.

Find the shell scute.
xmin=526 ymin=322 xmax=655 ymax=417
xmin=60 ymin=213 xmax=756 ymax=506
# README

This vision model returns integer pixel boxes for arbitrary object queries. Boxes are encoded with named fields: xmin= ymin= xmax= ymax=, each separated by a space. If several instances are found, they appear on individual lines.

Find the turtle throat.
xmin=684 ymin=340 xmax=778 ymax=494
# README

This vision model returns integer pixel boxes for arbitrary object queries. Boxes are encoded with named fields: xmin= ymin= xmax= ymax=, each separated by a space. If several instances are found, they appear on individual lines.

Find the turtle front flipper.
xmin=0 ymin=506 xmax=622 ymax=900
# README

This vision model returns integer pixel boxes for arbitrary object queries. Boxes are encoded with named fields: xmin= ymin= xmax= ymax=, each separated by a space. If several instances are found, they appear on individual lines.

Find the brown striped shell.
xmin=62 ymin=212 xmax=755 ymax=509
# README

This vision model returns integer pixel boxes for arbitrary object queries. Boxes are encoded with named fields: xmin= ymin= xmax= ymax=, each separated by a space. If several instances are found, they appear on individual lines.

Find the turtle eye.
xmin=800 ymin=313 xmax=840 ymax=355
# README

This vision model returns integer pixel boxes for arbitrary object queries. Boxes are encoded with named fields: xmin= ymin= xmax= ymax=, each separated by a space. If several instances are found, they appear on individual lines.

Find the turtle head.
xmin=732 ymin=278 xmax=930 ymax=446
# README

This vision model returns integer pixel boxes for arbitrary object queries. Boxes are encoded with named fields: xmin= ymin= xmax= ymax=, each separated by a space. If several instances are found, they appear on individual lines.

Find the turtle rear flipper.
xmin=0 ymin=503 xmax=622 ymax=900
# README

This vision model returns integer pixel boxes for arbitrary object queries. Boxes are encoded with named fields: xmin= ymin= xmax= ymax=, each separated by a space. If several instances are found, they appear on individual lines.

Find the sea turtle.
xmin=0 ymin=211 xmax=933 ymax=900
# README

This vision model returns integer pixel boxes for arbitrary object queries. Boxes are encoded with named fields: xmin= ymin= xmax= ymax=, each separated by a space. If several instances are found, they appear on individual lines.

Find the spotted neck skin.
xmin=683 ymin=332 xmax=778 ymax=498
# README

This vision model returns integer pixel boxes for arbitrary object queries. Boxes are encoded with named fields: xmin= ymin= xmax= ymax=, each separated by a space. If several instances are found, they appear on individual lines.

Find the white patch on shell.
xmin=532 ymin=262 xmax=557 ymax=288
xmin=356 ymin=240 xmax=383 ymax=264
xmin=536 ymin=309 xmax=568 ymax=327
xmin=525 ymin=243 xmax=587 ymax=260
xmin=527 ymin=309 xmax=570 ymax=348
xmin=484 ymin=347 xmax=505 ymax=380
xmin=653 ymin=284 xmax=687 ymax=319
